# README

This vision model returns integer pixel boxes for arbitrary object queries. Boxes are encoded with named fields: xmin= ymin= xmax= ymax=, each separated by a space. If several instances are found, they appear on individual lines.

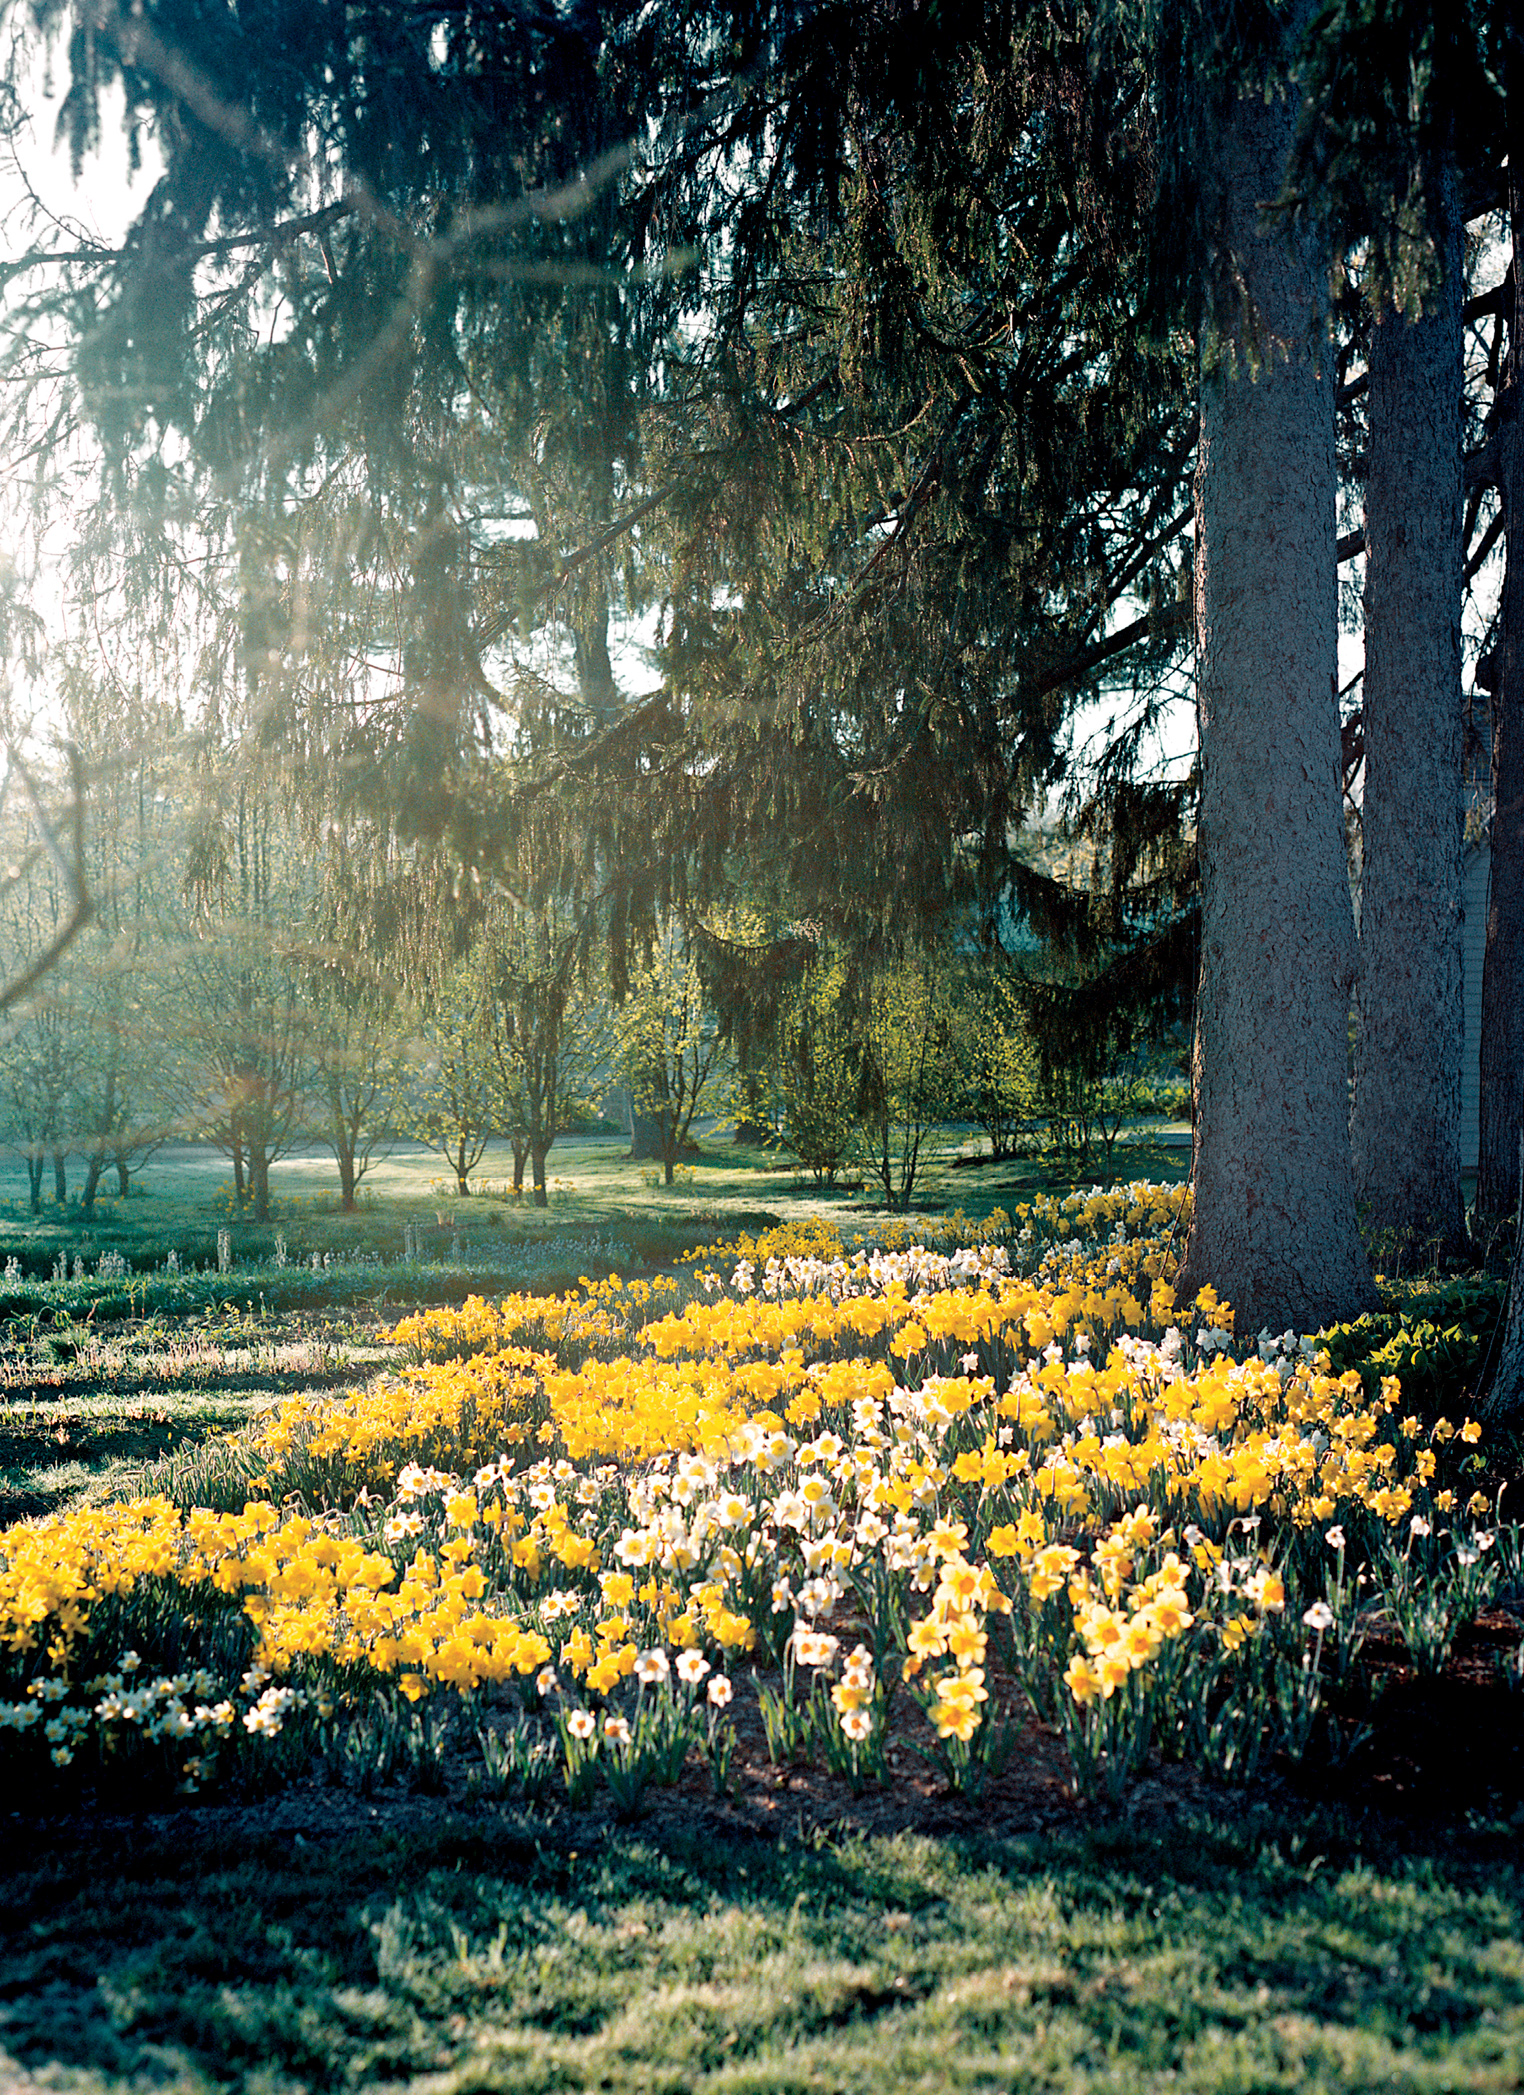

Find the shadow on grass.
xmin=1 ymin=1798 xmax=1521 ymax=2093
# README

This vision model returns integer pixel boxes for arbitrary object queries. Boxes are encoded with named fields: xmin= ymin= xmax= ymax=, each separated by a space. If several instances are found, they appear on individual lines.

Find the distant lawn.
xmin=0 ymin=1122 xmax=1191 ymax=1277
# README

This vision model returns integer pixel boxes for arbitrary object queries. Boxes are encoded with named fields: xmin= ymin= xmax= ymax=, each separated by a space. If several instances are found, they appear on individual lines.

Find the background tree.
xmin=1345 ymin=182 xmax=1467 ymax=1266
xmin=303 ymin=944 xmax=409 ymax=1213
xmin=614 ymin=922 xmax=729 ymax=1187
xmin=769 ymin=948 xmax=868 ymax=1188
xmin=403 ymin=960 xmax=498 ymax=1198
xmin=949 ymin=959 xmax=1040 ymax=1166
xmin=477 ymin=895 xmax=610 ymax=1208
xmin=168 ymin=784 xmax=311 ymax=1221
xmin=855 ymin=959 xmax=958 ymax=1213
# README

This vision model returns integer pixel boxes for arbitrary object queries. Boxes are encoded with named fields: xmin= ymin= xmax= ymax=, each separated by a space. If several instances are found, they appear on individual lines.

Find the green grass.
xmin=0 ymin=1307 xmax=394 ymax=1522
xmin=1 ymin=1806 xmax=1521 ymax=2091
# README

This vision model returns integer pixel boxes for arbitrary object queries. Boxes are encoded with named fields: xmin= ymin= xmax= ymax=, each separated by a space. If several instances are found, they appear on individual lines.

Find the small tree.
xmin=949 ymin=962 xmax=1040 ymax=1164
xmin=1019 ymin=966 xmax=1146 ymax=1184
xmin=171 ymin=930 xmax=310 ymax=1222
xmin=770 ymin=950 xmax=865 ymax=1186
xmin=70 ymin=965 xmax=173 ymax=1216
xmin=615 ymin=925 xmax=729 ymax=1186
xmin=478 ymin=904 xmax=609 ymax=1207
xmin=306 ymin=951 xmax=410 ymax=1211
xmin=404 ymin=964 xmax=498 ymax=1196
xmin=1 ymin=991 xmax=77 ymax=1212
xmin=856 ymin=960 xmax=957 ymax=1212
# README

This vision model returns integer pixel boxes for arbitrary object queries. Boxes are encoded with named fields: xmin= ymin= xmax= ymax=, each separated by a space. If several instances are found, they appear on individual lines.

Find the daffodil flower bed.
xmin=0 ymin=1183 xmax=1513 ymax=1807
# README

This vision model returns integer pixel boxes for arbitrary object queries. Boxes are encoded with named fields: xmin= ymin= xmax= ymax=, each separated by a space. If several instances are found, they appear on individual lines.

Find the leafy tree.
xmin=855 ymin=960 xmax=957 ymax=1213
xmin=167 ymin=785 xmax=313 ymax=1221
xmin=614 ymin=922 xmax=729 ymax=1187
xmin=769 ymin=948 xmax=867 ymax=1188
xmin=950 ymin=959 xmax=1040 ymax=1166
xmin=477 ymin=899 xmax=610 ymax=1207
xmin=403 ymin=962 xmax=498 ymax=1198
xmin=303 ymin=947 xmax=409 ymax=1212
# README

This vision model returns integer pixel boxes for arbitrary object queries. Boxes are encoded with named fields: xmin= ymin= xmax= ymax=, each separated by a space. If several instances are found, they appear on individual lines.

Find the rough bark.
xmin=1176 ymin=22 xmax=1379 ymax=1336
xmin=1477 ymin=85 xmax=1524 ymax=1229
xmin=1349 ymin=167 xmax=1468 ymax=1267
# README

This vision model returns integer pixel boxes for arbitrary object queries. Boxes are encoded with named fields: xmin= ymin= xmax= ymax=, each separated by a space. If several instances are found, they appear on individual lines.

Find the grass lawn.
xmin=3 ymin=1795 xmax=1523 ymax=2092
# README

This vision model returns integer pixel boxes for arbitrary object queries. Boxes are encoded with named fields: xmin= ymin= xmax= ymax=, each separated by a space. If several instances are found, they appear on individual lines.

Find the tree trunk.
xmin=338 ymin=1149 xmax=357 ymax=1212
xmin=26 ymin=1154 xmax=43 ymax=1214
xmin=1349 ymin=165 xmax=1468 ymax=1268
xmin=81 ymin=1152 xmax=106 ymax=1218
xmin=52 ymin=1149 xmax=67 ymax=1204
xmin=114 ymin=1154 xmax=131 ymax=1197
xmin=512 ymin=1139 xmax=528 ymax=1194
xmin=1477 ymin=86 xmax=1524 ymax=1229
xmin=1175 ymin=17 xmax=1379 ymax=1336
xmin=628 ymin=1106 xmax=665 ymax=1160
xmin=1479 ymin=51 xmax=1524 ymax=1427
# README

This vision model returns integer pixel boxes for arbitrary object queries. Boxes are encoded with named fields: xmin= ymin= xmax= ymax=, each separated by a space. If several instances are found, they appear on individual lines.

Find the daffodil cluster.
xmin=0 ymin=1183 xmax=1503 ymax=1801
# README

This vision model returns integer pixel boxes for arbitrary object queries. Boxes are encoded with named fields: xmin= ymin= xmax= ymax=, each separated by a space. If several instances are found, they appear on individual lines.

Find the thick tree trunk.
xmin=1176 ymin=20 xmax=1379 ymax=1336
xmin=1477 ymin=94 xmax=1524 ymax=1230
xmin=1349 ymin=167 xmax=1468 ymax=1268
xmin=51 ymin=1149 xmax=67 ymax=1204
xmin=1480 ymin=54 xmax=1524 ymax=1425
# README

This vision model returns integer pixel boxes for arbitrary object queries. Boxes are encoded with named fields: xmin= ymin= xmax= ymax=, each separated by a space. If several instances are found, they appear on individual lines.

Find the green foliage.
xmin=614 ymin=923 xmax=730 ymax=1187
xmin=854 ymin=960 xmax=960 ymax=1212
xmin=1315 ymin=1278 xmax=1507 ymax=1416
xmin=771 ymin=949 xmax=867 ymax=1186
xmin=948 ymin=962 xmax=1041 ymax=1163
xmin=401 ymin=963 xmax=499 ymax=1195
